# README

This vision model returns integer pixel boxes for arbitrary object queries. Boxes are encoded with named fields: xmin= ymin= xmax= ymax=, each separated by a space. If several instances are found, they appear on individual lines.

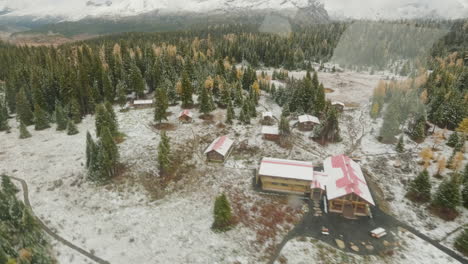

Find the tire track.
xmin=7 ymin=176 xmax=111 ymax=264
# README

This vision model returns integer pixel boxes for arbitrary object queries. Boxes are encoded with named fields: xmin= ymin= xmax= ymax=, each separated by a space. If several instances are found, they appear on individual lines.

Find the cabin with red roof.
xmin=178 ymin=110 xmax=193 ymax=123
xmin=204 ymin=136 xmax=234 ymax=162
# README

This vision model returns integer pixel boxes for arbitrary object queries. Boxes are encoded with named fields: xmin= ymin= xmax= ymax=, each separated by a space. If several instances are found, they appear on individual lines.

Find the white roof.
xmin=261 ymin=126 xmax=279 ymax=135
xmin=332 ymin=101 xmax=345 ymax=107
xmin=311 ymin=171 xmax=329 ymax=191
xmin=178 ymin=109 xmax=193 ymax=118
xmin=262 ymin=112 xmax=273 ymax=118
xmin=323 ymin=155 xmax=375 ymax=205
xmin=204 ymin=136 xmax=234 ymax=156
xmin=298 ymin=115 xmax=320 ymax=124
xmin=258 ymin=157 xmax=314 ymax=181
xmin=133 ymin=99 xmax=153 ymax=105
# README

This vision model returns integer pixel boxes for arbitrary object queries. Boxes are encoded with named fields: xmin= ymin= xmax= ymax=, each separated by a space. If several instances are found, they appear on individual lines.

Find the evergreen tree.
xmin=282 ymin=104 xmax=290 ymax=117
xmin=409 ymin=116 xmax=426 ymax=142
xmin=130 ymin=63 xmax=146 ymax=98
xmin=396 ymin=135 xmax=405 ymax=153
xmin=463 ymin=164 xmax=468 ymax=184
xmin=225 ymin=101 xmax=235 ymax=125
xmin=212 ymin=193 xmax=234 ymax=232
xmin=154 ymin=88 xmax=169 ymax=123
xmin=70 ymin=98 xmax=82 ymax=124
xmin=67 ymin=119 xmax=79 ymax=135
xmin=19 ymin=122 xmax=31 ymax=139
xmin=95 ymin=104 xmax=117 ymax=137
xmin=379 ymin=100 xmax=401 ymax=143
xmin=0 ymin=248 xmax=7 ymax=264
xmin=199 ymin=85 xmax=215 ymax=116
xmin=455 ymin=229 xmax=468 ymax=256
xmin=407 ymin=169 xmax=431 ymax=202
xmin=1 ymin=175 xmax=19 ymax=196
xmin=239 ymin=100 xmax=251 ymax=124
xmin=86 ymin=132 xmax=96 ymax=168
xmin=116 ymin=80 xmax=127 ymax=107
xmin=21 ymin=207 xmax=37 ymax=233
xmin=249 ymin=98 xmax=257 ymax=118
xmin=447 ymin=132 xmax=459 ymax=148
xmin=0 ymin=101 xmax=10 ymax=132
xmin=462 ymin=184 xmax=468 ymax=209
xmin=432 ymin=177 xmax=461 ymax=210
xmin=157 ymin=132 xmax=171 ymax=174
xmin=55 ymin=102 xmax=67 ymax=131
xmin=33 ymin=104 xmax=50 ymax=131
xmin=181 ymin=71 xmax=193 ymax=108
xmin=100 ymin=127 xmax=119 ymax=179
xmin=279 ymin=116 xmax=290 ymax=136
xmin=15 ymin=87 xmax=33 ymax=126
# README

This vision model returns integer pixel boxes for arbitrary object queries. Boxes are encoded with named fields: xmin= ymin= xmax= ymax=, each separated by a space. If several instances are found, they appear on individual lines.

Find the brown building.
xmin=298 ymin=115 xmax=320 ymax=131
xmin=257 ymin=158 xmax=314 ymax=194
xmin=178 ymin=110 xmax=193 ymax=123
xmin=261 ymin=112 xmax=275 ymax=125
xmin=261 ymin=126 xmax=280 ymax=141
xmin=132 ymin=99 xmax=154 ymax=109
xmin=204 ymin=136 xmax=234 ymax=163
xmin=331 ymin=101 xmax=345 ymax=112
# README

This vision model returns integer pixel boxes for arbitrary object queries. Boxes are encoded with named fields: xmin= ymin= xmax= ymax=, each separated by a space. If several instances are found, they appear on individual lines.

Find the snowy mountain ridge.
xmin=0 ymin=0 xmax=326 ymax=22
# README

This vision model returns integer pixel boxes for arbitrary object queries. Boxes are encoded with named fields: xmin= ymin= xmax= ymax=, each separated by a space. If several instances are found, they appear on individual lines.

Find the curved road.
xmin=8 ymin=176 xmax=111 ymax=264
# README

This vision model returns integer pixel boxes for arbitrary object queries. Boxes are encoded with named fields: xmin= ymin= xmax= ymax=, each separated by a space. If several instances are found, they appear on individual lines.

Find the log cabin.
xmin=261 ymin=112 xmax=275 ymax=125
xmin=204 ymin=136 xmax=234 ymax=163
xmin=178 ymin=110 xmax=193 ymax=123
xmin=261 ymin=126 xmax=280 ymax=141
xmin=297 ymin=115 xmax=320 ymax=131
xmin=132 ymin=99 xmax=154 ymax=109
xmin=331 ymin=101 xmax=345 ymax=112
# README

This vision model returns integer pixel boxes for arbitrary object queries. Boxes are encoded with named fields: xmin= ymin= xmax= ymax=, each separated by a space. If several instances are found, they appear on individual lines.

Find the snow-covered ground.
xmin=1 ymin=69 xmax=466 ymax=263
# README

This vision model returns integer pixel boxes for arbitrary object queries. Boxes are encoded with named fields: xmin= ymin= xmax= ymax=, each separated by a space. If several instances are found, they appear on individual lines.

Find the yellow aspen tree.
xmin=437 ymin=157 xmax=446 ymax=175
xmin=419 ymin=147 xmax=433 ymax=168
xmin=451 ymin=152 xmax=465 ymax=171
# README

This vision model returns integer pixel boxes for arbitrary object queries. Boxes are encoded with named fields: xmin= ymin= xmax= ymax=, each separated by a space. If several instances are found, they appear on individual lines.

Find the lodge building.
xmin=204 ymin=136 xmax=234 ymax=163
xmin=257 ymin=154 xmax=375 ymax=218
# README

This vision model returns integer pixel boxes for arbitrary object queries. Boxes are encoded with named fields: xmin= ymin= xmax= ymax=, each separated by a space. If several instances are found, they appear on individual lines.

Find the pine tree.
xmin=70 ymin=98 xmax=82 ymax=124
xmin=0 ymin=100 xmax=10 ymax=132
xmin=55 ymin=102 xmax=67 ymax=131
xmin=199 ymin=85 xmax=215 ymax=116
xmin=19 ymin=122 xmax=31 ymax=139
xmin=181 ymin=71 xmax=193 ymax=108
xmin=455 ymin=229 xmax=468 ymax=256
xmin=379 ymin=100 xmax=400 ymax=143
xmin=86 ymin=132 xmax=96 ymax=168
xmin=154 ymin=88 xmax=169 ymax=123
xmin=239 ymin=100 xmax=251 ymax=124
xmin=432 ymin=177 xmax=461 ymax=210
xmin=33 ymin=104 xmax=50 ymax=131
xmin=116 ymin=80 xmax=127 ymax=107
xmin=462 ymin=184 xmax=468 ymax=209
xmin=279 ymin=116 xmax=290 ymax=136
xmin=447 ymin=132 xmax=459 ymax=148
xmin=396 ymin=135 xmax=404 ymax=153
xmin=0 ymin=248 xmax=7 ymax=264
xmin=130 ymin=63 xmax=146 ymax=98
xmin=226 ymin=101 xmax=235 ymax=125
xmin=212 ymin=193 xmax=234 ymax=232
xmin=1 ymin=175 xmax=19 ymax=196
xmin=67 ymin=119 xmax=79 ymax=135
xmin=407 ymin=169 xmax=431 ymax=202
xmin=100 ymin=127 xmax=119 ymax=178
xmin=95 ymin=104 xmax=117 ymax=137
xmin=157 ymin=132 xmax=171 ymax=174
xmin=249 ymin=98 xmax=257 ymax=118
xmin=16 ymin=87 xmax=33 ymax=126
xmin=21 ymin=207 xmax=37 ymax=233
xmin=463 ymin=164 xmax=468 ymax=184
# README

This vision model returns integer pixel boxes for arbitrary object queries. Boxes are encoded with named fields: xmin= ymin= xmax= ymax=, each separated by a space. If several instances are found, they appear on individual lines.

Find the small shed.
xmin=262 ymin=112 xmax=275 ymax=125
xmin=204 ymin=136 xmax=234 ymax=162
xmin=261 ymin=126 xmax=280 ymax=141
xmin=331 ymin=101 xmax=345 ymax=112
xmin=133 ymin=99 xmax=153 ymax=109
xmin=178 ymin=110 xmax=193 ymax=123
xmin=298 ymin=115 xmax=320 ymax=131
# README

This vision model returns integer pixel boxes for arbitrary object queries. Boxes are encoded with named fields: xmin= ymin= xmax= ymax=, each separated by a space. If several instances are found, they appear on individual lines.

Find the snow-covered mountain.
xmin=0 ymin=0 xmax=328 ymax=22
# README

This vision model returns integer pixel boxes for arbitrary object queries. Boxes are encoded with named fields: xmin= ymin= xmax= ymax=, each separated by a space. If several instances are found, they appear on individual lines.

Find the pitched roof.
xmin=332 ymin=101 xmax=345 ymax=107
xmin=311 ymin=171 xmax=328 ymax=191
xmin=262 ymin=112 xmax=273 ymax=118
xmin=323 ymin=154 xmax=375 ymax=205
xmin=133 ymin=99 xmax=153 ymax=105
xmin=298 ymin=114 xmax=320 ymax=124
xmin=261 ymin=126 xmax=279 ymax=135
xmin=258 ymin=157 xmax=314 ymax=181
xmin=204 ymin=136 xmax=234 ymax=156
xmin=178 ymin=109 xmax=193 ymax=118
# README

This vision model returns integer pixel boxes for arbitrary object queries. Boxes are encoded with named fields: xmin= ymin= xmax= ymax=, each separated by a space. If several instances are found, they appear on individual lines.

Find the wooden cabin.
xmin=323 ymin=155 xmax=375 ymax=218
xmin=261 ymin=126 xmax=280 ymax=141
xmin=132 ymin=99 xmax=153 ymax=109
xmin=298 ymin=115 xmax=320 ymax=131
xmin=257 ymin=158 xmax=314 ymax=194
xmin=178 ymin=110 xmax=193 ymax=123
xmin=331 ymin=101 xmax=345 ymax=112
xmin=204 ymin=136 xmax=234 ymax=163
xmin=261 ymin=112 xmax=275 ymax=125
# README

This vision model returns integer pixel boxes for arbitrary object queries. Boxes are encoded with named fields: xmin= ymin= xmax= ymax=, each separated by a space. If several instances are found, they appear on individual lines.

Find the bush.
xmin=455 ymin=229 xmax=468 ymax=256
xmin=212 ymin=193 xmax=235 ymax=232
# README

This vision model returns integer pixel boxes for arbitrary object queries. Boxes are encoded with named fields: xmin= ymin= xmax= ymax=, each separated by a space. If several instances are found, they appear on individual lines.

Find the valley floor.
xmin=0 ymin=69 xmax=466 ymax=264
